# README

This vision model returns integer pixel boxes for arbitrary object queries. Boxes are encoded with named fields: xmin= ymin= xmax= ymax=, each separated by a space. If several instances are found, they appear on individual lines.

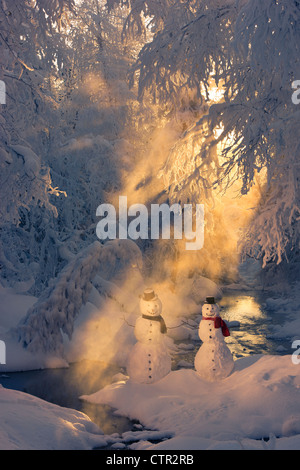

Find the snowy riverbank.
xmin=0 ymin=275 xmax=300 ymax=450
xmin=81 ymin=354 xmax=300 ymax=450
xmin=1 ymin=353 xmax=300 ymax=450
xmin=0 ymin=384 xmax=108 ymax=450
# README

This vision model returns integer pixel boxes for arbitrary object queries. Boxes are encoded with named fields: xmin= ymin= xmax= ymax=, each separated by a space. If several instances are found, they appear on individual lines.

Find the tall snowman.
xmin=194 ymin=296 xmax=234 ymax=382
xmin=127 ymin=288 xmax=171 ymax=384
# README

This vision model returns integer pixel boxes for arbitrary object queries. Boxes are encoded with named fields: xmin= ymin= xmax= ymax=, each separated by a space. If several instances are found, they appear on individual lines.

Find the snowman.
xmin=127 ymin=288 xmax=171 ymax=384
xmin=194 ymin=296 xmax=234 ymax=382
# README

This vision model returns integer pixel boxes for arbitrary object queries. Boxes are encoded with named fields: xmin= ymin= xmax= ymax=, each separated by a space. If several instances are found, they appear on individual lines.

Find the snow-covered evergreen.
xmin=11 ymin=238 xmax=143 ymax=356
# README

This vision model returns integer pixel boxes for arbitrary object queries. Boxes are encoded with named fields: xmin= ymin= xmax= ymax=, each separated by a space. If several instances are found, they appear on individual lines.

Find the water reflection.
xmin=0 ymin=360 xmax=134 ymax=435
xmin=219 ymin=294 xmax=279 ymax=358
xmin=0 ymin=293 xmax=289 ymax=437
xmin=220 ymin=295 xmax=266 ymax=322
xmin=172 ymin=292 xmax=288 ymax=368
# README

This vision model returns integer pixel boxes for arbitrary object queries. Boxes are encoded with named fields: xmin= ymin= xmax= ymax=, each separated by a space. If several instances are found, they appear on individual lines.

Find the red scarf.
xmin=202 ymin=316 xmax=230 ymax=337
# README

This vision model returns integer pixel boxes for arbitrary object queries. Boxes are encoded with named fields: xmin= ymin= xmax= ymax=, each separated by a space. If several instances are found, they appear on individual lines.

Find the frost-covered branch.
xmin=116 ymin=0 xmax=300 ymax=266
xmin=11 ymin=241 xmax=103 ymax=356
xmin=11 ymin=239 xmax=143 ymax=356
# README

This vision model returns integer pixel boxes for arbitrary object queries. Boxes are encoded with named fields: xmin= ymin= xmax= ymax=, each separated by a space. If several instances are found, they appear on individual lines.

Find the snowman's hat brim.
xmin=140 ymin=288 xmax=158 ymax=301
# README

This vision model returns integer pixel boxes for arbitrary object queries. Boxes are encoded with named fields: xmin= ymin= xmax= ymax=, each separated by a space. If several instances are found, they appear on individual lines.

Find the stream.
xmin=173 ymin=289 xmax=292 ymax=371
xmin=0 ymin=289 xmax=293 ymax=445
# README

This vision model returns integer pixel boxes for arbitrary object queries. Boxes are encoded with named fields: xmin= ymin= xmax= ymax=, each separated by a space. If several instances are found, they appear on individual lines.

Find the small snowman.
xmin=127 ymin=288 xmax=171 ymax=384
xmin=194 ymin=296 xmax=234 ymax=382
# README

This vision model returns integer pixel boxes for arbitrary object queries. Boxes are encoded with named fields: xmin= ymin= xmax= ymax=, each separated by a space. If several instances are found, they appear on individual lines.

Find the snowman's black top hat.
xmin=205 ymin=296 xmax=215 ymax=304
xmin=140 ymin=288 xmax=158 ymax=301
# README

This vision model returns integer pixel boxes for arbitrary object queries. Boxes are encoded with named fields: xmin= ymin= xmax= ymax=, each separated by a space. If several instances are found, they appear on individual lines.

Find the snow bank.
xmin=81 ymin=354 xmax=300 ymax=450
xmin=0 ymin=384 xmax=108 ymax=450
xmin=1 ymin=262 xmax=300 ymax=450
xmin=263 ymin=283 xmax=300 ymax=343
xmin=1 ymin=354 xmax=300 ymax=450
xmin=0 ymin=285 xmax=36 ymax=334
xmin=175 ymin=275 xmax=222 ymax=304
xmin=0 ymin=285 xmax=70 ymax=371
xmin=9 ymin=144 xmax=41 ymax=179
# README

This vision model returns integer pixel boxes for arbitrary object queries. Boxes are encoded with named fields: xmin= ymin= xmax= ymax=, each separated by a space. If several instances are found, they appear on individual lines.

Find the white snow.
xmin=9 ymin=144 xmax=41 ymax=179
xmin=81 ymin=354 xmax=300 ymax=450
xmin=0 ymin=384 xmax=108 ymax=450
xmin=0 ymin=275 xmax=300 ymax=450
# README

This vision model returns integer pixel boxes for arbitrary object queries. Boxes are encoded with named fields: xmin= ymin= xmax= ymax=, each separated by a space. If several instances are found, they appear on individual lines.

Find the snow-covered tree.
xmin=0 ymin=0 xmax=76 ymax=293
xmin=110 ymin=0 xmax=300 ymax=270
xmin=5 ymin=0 xmax=300 ymax=358
xmin=0 ymin=0 xmax=144 ymax=294
xmin=2 ymin=1 xmax=150 ymax=354
xmin=12 ymin=239 xmax=143 ymax=356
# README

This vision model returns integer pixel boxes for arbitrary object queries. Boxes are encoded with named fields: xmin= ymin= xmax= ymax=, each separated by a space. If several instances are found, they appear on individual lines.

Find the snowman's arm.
xmin=166 ymin=319 xmax=196 ymax=329
xmin=121 ymin=315 xmax=135 ymax=328
xmin=167 ymin=323 xmax=183 ymax=329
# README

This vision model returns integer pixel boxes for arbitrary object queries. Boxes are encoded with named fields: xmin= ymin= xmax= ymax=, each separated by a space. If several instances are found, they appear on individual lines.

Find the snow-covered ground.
xmin=0 ymin=270 xmax=300 ymax=450
xmin=81 ymin=354 xmax=300 ymax=450
xmin=0 ymin=384 xmax=108 ymax=450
